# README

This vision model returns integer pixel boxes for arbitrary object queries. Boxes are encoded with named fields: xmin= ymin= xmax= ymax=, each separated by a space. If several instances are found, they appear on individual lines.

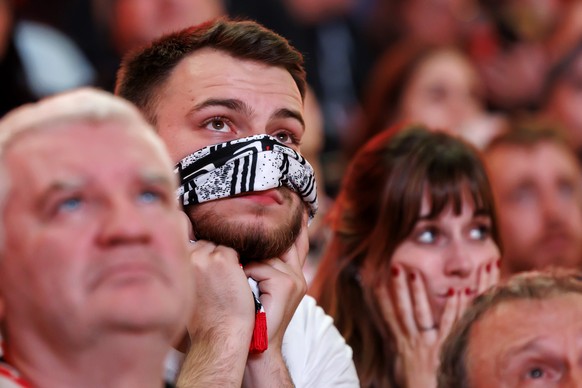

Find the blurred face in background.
xmin=544 ymin=53 xmax=582 ymax=149
xmin=0 ymin=0 xmax=12 ymax=59
xmin=485 ymin=141 xmax=582 ymax=276
xmin=399 ymin=49 xmax=484 ymax=135
xmin=111 ymin=0 xmax=225 ymax=54
xmin=401 ymin=0 xmax=478 ymax=45
xmin=283 ymin=0 xmax=354 ymax=24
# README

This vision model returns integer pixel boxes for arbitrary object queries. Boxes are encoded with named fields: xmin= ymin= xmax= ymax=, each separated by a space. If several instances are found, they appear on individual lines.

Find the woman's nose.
xmin=443 ymin=240 xmax=475 ymax=278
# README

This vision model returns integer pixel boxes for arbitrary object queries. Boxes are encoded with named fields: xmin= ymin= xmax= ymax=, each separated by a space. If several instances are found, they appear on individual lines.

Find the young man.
xmin=438 ymin=269 xmax=582 ymax=388
xmin=116 ymin=18 xmax=358 ymax=387
xmin=483 ymin=123 xmax=582 ymax=278
xmin=0 ymin=88 xmax=238 ymax=387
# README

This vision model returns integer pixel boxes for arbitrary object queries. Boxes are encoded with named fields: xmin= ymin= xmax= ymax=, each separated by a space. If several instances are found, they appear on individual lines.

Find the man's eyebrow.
xmin=191 ymin=98 xmax=252 ymax=115
xmin=271 ymin=108 xmax=305 ymax=130
xmin=43 ymin=179 xmax=85 ymax=194
xmin=191 ymin=99 xmax=305 ymax=130
xmin=35 ymin=179 xmax=85 ymax=211
xmin=140 ymin=172 xmax=176 ymax=189
xmin=501 ymin=335 xmax=553 ymax=363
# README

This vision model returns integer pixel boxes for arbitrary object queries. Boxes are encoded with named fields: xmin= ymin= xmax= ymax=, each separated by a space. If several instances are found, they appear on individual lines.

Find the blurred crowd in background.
xmin=4 ymin=0 xmax=582 ymax=275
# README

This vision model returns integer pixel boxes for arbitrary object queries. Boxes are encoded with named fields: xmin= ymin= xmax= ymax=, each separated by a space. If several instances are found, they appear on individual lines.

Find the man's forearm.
xmin=177 ymin=327 xmax=249 ymax=387
xmin=243 ymin=348 xmax=294 ymax=388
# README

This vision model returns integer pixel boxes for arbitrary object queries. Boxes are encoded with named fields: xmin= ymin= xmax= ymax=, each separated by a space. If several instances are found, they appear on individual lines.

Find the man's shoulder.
xmin=282 ymin=296 xmax=359 ymax=387
xmin=0 ymin=357 xmax=30 ymax=388
xmin=284 ymin=294 xmax=344 ymax=348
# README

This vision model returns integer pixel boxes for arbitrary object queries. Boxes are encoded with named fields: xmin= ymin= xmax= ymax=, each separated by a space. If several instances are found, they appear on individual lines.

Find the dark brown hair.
xmin=310 ymin=124 xmax=500 ymax=387
xmin=115 ymin=18 xmax=306 ymax=124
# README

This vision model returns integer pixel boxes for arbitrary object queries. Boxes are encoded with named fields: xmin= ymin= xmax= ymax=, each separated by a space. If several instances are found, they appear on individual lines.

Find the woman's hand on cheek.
xmin=374 ymin=265 xmax=462 ymax=388
xmin=477 ymin=258 xmax=500 ymax=295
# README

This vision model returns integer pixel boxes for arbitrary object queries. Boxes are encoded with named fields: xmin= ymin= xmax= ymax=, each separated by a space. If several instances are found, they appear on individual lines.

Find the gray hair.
xmin=0 ymin=87 xmax=170 ymax=248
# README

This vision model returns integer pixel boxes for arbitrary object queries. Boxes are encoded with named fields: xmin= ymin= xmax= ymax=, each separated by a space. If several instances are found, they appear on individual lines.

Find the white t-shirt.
xmin=282 ymin=295 xmax=359 ymax=387
xmin=166 ymin=295 xmax=359 ymax=387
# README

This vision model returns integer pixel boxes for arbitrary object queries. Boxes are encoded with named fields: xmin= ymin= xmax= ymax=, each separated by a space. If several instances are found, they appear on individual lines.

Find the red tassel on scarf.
xmin=248 ymin=277 xmax=268 ymax=354
xmin=249 ymin=310 xmax=268 ymax=353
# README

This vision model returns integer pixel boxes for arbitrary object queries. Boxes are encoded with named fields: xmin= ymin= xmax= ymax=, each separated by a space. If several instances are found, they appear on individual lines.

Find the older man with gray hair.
xmin=0 ymin=88 xmax=239 ymax=387
xmin=439 ymin=268 xmax=582 ymax=388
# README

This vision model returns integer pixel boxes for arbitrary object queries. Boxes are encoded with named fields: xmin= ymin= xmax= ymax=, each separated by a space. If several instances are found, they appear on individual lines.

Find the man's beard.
xmin=186 ymin=191 xmax=305 ymax=265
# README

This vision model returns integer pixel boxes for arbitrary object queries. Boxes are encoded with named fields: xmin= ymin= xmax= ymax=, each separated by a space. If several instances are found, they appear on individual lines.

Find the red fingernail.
xmin=486 ymin=263 xmax=491 ymax=273
xmin=409 ymin=272 xmax=416 ymax=281
xmin=465 ymin=288 xmax=472 ymax=296
xmin=391 ymin=266 xmax=399 ymax=277
xmin=447 ymin=288 xmax=455 ymax=297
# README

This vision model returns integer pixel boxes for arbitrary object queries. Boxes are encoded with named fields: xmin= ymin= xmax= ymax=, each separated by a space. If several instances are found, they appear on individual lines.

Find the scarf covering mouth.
xmin=174 ymin=134 xmax=318 ymax=219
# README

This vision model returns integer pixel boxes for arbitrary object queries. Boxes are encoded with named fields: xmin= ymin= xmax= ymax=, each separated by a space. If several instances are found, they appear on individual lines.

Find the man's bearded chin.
xmin=186 ymin=199 xmax=305 ymax=265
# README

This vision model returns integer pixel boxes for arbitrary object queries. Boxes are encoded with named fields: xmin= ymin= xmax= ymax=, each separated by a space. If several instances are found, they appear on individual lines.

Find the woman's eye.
xmin=417 ymin=228 xmax=437 ymax=244
xmin=469 ymin=225 xmax=490 ymax=241
xmin=526 ymin=367 xmax=545 ymax=380
xmin=203 ymin=117 xmax=232 ymax=133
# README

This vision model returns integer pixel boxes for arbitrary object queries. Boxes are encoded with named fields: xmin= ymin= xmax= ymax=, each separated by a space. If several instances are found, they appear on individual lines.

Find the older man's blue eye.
xmin=139 ymin=191 xmax=160 ymax=203
xmin=58 ymin=198 xmax=82 ymax=212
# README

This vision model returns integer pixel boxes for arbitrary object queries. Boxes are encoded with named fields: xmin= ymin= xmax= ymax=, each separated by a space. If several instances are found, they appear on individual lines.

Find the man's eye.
xmin=56 ymin=197 xmax=83 ymax=213
xmin=138 ymin=190 xmax=162 ymax=204
xmin=203 ymin=117 xmax=232 ymax=133
xmin=526 ymin=367 xmax=545 ymax=379
xmin=511 ymin=186 xmax=536 ymax=204
xmin=273 ymin=131 xmax=300 ymax=146
xmin=558 ymin=181 xmax=575 ymax=198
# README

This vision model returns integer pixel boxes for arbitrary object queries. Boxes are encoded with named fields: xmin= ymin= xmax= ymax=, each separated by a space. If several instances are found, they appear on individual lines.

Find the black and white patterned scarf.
xmin=174 ymin=134 xmax=318 ymax=218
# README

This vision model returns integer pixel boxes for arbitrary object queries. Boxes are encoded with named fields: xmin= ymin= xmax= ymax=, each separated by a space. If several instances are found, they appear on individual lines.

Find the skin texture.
xmin=153 ymin=48 xmax=309 ymax=387
xmin=0 ymin=120 xmax=193 ymax=388
xmin=467 ymin=293 xmax=582 ymax=388
xmin=485 ymin=142 xmax=582 ymax=277
xmin=372 ymin=189 xmax=499 ymax=388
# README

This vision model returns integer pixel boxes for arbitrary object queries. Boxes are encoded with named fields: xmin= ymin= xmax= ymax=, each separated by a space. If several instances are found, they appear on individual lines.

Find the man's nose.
xmin=562 ymin=366 xmax=582 ymax=388
xmin=541 ymin=190 xmax=572 ymax=226
xmin=97 ymin=197 xmax=151 ymax=246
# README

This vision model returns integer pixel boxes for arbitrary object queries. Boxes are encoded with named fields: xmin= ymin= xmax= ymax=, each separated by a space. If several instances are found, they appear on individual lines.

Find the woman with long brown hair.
xmin=311 ymin=125 xmax=501 ymax=387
